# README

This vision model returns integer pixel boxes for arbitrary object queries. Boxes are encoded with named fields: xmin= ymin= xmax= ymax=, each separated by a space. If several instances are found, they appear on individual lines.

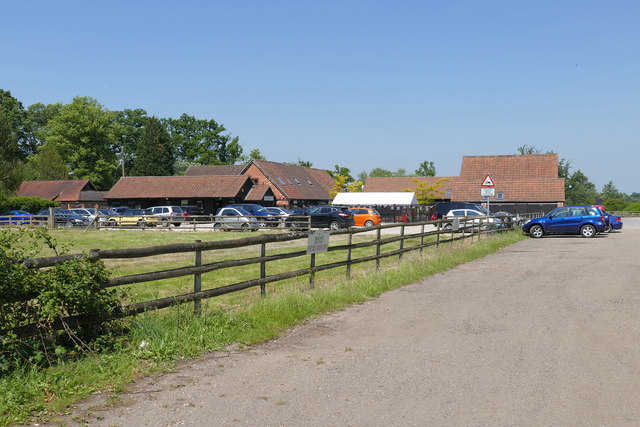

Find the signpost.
xmin=481 ymin=173 xmax=495 ymax=215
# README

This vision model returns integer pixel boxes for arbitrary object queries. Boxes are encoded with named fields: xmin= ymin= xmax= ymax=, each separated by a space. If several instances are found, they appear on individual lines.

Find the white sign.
xmin=481 ymin=174 xmax=495 ymax=187
xmin=481 ymin=188 xmax=495 ymax=197
xmin=307 ymin=229 xmax=330 ymax=254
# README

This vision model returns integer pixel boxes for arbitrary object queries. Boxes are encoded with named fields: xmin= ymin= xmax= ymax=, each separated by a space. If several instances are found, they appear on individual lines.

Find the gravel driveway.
xmin=55 ymin=220 xmax=640 ymax=426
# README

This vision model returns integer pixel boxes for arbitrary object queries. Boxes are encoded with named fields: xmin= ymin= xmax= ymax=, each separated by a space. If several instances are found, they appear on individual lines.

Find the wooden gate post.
xmin=194 ymin=240 xmax=202 ymax=314
xmin=346 ymin=231 xmax=352 ymax=279
xmin=309 ymin=253 xmax=315 ymax=288
xmin=260 ymin=242 xmax=266 ymax=296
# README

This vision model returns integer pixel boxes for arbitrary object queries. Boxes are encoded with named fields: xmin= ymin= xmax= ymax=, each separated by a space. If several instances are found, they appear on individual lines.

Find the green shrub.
xmin=0 ymin=196 xmax=59 ymax=214
xmin=623 ymin=200 xmax=640 ymax=211
xmin=0 ymin=228 xmax=122 ymax=373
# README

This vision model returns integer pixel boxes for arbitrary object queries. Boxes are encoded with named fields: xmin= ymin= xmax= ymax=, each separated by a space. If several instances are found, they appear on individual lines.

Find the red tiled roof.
xmin=363 ymin=176 xmax=456 ymax=194
xmin=244 ymin=184 xmax=271 ymax=201
xmin=184 ymin=164 xmax=245 ymax=176
xmin=104 ymin=176 xmax=251 ymax=199
xmin=245 ymin=160 xmax=334 ymax=201
xmin=16 ymin=180 xmax=98 ymax=202
xmin=452 ymin=154 xmax=564 ymax=202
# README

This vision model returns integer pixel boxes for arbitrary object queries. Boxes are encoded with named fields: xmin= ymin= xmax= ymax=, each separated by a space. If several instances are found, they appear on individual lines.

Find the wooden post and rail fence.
xmin=10 ymin=217 xmax=522 ymax=338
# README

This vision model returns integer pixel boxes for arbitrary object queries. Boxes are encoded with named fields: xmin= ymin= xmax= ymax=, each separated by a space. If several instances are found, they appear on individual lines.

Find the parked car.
xmin=431 ymin=202 xmax=488 ymax=220
xmin=213 ymin=206 xmax=259 ymax=231
xmin=286 ymin=206 xmax=354 ymax=230
xmin=606 ymin=212 xmax=623 ymax=231
xmin=69 ymin=208 xmax=97 ymax=221
xmin=521 ymin=205 xmax=606 ymax=238
xmin=34 ymin=209 xmax=90 ymax=227
xmin=107 ymin=209 xmax=158 ymax=227
xmin=224 ymin=204 xmax=278 ymax=228
xmin=348 ymin=207 xmax=382 ymax=227
xmin=263 ymin=207 xmax=290 ymax=216
xmin=442 ymin=209 xmax=500 ymax=230
xmin=147 ymin=206 xmax=185 ymax=227
xmin=0 ymin=210 xmax=34 ymax=225
xmin=110 ymin=207 xmax=129 ymax=215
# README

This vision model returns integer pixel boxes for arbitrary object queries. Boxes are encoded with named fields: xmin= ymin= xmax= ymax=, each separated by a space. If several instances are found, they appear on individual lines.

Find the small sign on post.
xmin=307 ymin=229 xmax=330 ymax=254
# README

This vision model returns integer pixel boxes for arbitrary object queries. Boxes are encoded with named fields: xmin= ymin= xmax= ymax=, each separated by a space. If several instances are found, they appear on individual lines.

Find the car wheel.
xmin=173 ymin=222 xmax=181 ymax=227
xmin=214 ymin=223 xmax=222 ymax=231
xmin=258 ymin=221 xmax=267 ymax=228
xmin=364 ymin=220 xmax=374 ymax=227
xmin=444 ymin=223 xmax=452 ymax=230
xmin=580 ymin=224 xmax=596 ymax=238
xmin=137 ymin=219 xmax=145 ymax=228
xmin=529 ymin=224 xmax=544 ymax=238
xmin=108 ymin=219 xmax=117 ymax=227
xmin=241 ymin=223 xmax=249 ymax=231
xmin=606 ymin=223 xmax=613 ymax=232
xmin=161 ymin=219 xmax=169 ymax=227
xmin=328 ymin=220 xmax=340 ymax=230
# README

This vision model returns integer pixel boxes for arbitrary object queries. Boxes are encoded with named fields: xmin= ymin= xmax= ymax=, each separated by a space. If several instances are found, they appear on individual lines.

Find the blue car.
xmin=522 ymin=205 xmax=606 ymax=238
xmin=0 ymin=210 xmax=34 ymax=225
xmin=606 ymin=213 xmax=623 ymax=231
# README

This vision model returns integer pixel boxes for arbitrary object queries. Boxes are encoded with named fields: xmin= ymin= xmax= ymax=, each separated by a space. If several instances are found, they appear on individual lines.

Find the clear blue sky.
xmin=2 ymin=1 xmax=638 ymax=193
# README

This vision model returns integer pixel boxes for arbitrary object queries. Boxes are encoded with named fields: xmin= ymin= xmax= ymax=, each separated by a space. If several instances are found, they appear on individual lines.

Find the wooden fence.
xmin=13 ymin=217 xmax=520 ymax=337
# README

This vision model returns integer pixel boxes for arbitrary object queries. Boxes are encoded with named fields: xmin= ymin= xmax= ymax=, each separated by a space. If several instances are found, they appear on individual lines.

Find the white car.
xmin=443 ymin=209 xmax=501 ymax=230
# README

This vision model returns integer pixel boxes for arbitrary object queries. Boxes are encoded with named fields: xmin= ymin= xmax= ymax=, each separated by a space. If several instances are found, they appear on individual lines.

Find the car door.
xmin=545 ymin=207 xmax=571 ymax=233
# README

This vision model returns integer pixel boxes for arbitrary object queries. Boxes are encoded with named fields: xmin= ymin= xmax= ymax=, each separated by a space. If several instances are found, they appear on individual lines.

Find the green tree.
xmin=395 ymin=168 xmax=406 ymax=177
xmin=601 ymin=180 xmax=623 ymax=201
xmin=297 ymin=159 xmax=313 ymax=167
xmin=166 ymin=114 xmax=243 ymax=165
xmin=565 ymin=170 xmax=598 ymax=205
xmin=0 ymin=89 xmax=28 ymax=159
xmin=604 ymin=198 xmax=627 ymax=211
xmin=21 ymin=102 xmax=63 ymax=157
xmin=113 ymin=108 xmax=149 ymax=177
xmin=247 ymin=149 xmax=266 ymax=161
xmin=131 ymin=117 xmax=174 ymax=176
xmin=368 ymin=167 xmax=394 ymax=178
xmin=415 ymin=160 xmax=436 ymax=177
xmin=24 ymin=144 xmax=69 ymax=180
xmin=44 ymin=96 xmax=117 ymax=190
xmin=0 ymin=109 xmax=25 ymax=195
xmin=517 ymin=145 xmax=542 ymax=155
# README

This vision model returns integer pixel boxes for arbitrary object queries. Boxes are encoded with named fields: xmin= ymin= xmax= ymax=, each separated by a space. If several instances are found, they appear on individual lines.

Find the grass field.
xmin=0 ymin=226 xmax=525 ymax=425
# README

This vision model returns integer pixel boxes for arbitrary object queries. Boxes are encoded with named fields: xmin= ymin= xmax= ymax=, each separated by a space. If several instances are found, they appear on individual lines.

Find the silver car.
xmin=213 ymin=207 xmax=259 ymax=231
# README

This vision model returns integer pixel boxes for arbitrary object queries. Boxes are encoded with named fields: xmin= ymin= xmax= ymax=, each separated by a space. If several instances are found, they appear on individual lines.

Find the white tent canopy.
xmin=332 ymin=192 xmax=418 ymax=206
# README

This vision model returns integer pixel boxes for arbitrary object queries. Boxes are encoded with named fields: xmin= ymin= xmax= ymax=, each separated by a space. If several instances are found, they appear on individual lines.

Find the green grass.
xmin=0 ymin=228 xmax=524 ymax=425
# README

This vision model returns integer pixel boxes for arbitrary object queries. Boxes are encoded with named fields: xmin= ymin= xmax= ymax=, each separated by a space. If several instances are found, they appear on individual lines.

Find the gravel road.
xmin=53 ymin=220 xmax=640 ymax=426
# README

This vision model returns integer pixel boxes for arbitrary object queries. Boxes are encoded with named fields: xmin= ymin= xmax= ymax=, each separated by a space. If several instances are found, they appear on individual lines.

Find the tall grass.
xmin=0 ymin=230 xmax=524 ymax=425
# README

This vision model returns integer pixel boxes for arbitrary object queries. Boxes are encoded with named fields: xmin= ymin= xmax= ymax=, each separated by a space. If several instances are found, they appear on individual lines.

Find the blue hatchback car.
xmin=522 ymin=205 xmax=606 ymax=238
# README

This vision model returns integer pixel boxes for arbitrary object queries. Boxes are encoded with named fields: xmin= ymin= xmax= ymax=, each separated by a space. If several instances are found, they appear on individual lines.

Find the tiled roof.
xmin=244 ymin=184 xmax=271 ymax=201
xmin=452 ymin=154 xmax=564 ymax=202
xmin=104 ymin=176 xmax=250 ymax=199
xmin=16 ymin=180 xmax=98 ymax=202
xmin=363 ymin=176 xmax=455 ymax=194
xmin=184 ymin=164 xmax=245 ymax=176
xmin=246 ymin=160 xmax=334 ymax=201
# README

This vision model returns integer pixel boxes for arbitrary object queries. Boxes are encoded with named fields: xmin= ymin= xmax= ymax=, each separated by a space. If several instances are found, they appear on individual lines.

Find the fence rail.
xmin=12 ymin=216 xmax=523 ymax=337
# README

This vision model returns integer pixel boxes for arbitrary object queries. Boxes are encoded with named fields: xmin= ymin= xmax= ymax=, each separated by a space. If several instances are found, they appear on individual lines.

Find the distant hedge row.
xmin=0 ymin=196 xmax=59 ymax=214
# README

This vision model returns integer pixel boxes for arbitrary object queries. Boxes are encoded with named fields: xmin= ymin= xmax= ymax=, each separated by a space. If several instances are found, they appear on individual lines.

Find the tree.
xmin=0 ymin=89 xmax=28 ymax=159
xmin=297 ymin=159 xmax=313 ymax=168
xmin=517 ymin=145 xmax=542 ymax=155
xmin=131 ymin=117 xmax=174 ymax=176
xmin=113 ymin=108 xmax=149 ymax=177
xmin=601 ymin=180 xmax=623 ymax=201
xmin=565 ymin=170 xmax=598 ymax=205
xmin=395 ymin=168 xmax=406 ymax=177
xmin=404 ymin=177 xmax=449 ymax=205
xmin=44 ymin=96 xmax=117 ymax=190
xmin=21 ymin=102 xmax=63 ymax=157
xmin=415 ymin=160 xmax=436 ymax=177
xmin=166 ymin=114 xmax=243 ymax=165
xmin=328 ymin=165 xmax=354 ymax=182
xmin=24 ymin=144 xmax=69 ymax=180
xmin=368 ymin=167 xmax=394 ymax=178
xmin=0 ymin=109 xmax=25 ymax=195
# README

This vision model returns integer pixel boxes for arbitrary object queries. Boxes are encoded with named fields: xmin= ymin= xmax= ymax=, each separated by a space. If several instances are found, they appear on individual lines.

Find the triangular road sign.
xmin=481 ymin=174 xmax=495 ymax=187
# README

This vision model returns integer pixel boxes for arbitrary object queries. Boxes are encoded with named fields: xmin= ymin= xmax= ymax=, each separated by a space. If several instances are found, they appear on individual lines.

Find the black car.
xmin=286 ymin=206 xmax=354 ymax=230
xmin=34 ymin=209 xmax=90 ymax=227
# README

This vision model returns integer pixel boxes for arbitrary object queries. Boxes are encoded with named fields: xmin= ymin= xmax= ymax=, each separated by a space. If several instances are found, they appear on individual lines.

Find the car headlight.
xmin=523 ymin=219 xmax=531 ymax=225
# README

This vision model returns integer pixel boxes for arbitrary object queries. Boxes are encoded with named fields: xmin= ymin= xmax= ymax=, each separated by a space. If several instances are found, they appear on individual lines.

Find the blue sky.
xmin=2 ymin=1 xmax=639 ymax=193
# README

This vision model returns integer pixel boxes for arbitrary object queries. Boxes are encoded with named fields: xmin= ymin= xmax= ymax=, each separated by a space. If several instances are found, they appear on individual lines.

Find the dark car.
xmin=286 ymin=205 xmax=354 ymax=230
xmin=0 ymin=210 xmax=34 ymax=225
xmin=35 ymin=209 xmax=90 ymax=227
xmin=430 ymin=202 xmax=488 ymax=220
xmin=224 ymin=204 xmax=278 ymax=227
xmin=521 ymin=205 xmax=606 ymax=238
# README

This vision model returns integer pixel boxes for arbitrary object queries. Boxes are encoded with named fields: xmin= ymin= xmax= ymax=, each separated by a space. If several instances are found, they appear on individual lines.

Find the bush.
xmin=0 ymin=228 xmax=122 ymax=373
xmin=0 ymin=196 xmax=59 ymax=214
xmin=623 ymin=201 xmax=640 ymax=211
xmin=604 ymin=198 xmax=627 ymax=212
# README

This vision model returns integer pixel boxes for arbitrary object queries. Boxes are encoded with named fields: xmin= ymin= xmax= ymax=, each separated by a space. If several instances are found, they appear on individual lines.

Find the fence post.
xmin=309 ymin=253 xmax=315 ymax=288
xmin=399 ymin=224 xmax=405 ymax=262
xmin=436 ymin=220 xmax=440 ymax=249
xmin=194 ymin=240 xmax=202 ymax=314
xmin=420 ymin=224 xmax=425 ymax=256
xmin=260 ymin=242 xmax=266 ymax=296
xmin=346 ymin=231 xmax=352 ymax=279
xmin=376 ymin=227 xmax=381 ymax=270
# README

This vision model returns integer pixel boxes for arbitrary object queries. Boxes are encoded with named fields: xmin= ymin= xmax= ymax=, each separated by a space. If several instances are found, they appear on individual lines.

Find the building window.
xmin=497 ymin=192 xmax=504 ymax=200
xmin=445 ymin=190 xmax=452 ymax=196
xmin=276 ymin=176 xmax=286 ymax=186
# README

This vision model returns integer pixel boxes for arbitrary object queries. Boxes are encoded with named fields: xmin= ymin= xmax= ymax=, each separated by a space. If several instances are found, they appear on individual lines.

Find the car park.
xmin=521 ymin=205 xmax=605 ymax=238
xmin=148 ymin=206 xmax=185 ymax=227
xmin=213 ymin=206 xmax=259 ymax=231
xmin=224 ymin=204 xmax=278 ymax=228
xmin=34 ymin=209 xmax=90 ymax=227
xmin=348 ymin=207 xmax=382 ymax=227
xmin=285 ymin=206 xmax=354 ymax=230
xmin=0 ymin=210 xmax=34 ymax=225
xmin=107 ymin=209 xmax=158 ymax=227
xmin=442 ymin=209 xmax=500 ymax=230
